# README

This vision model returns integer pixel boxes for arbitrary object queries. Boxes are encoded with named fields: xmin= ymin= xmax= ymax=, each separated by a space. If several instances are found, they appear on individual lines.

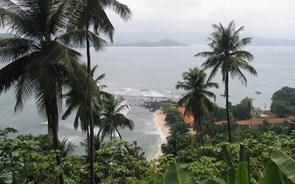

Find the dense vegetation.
xmin=271 ymin=87 xmax=295 ymax=117
xmin=0 ymin=1 xmax=294 ymax=184
xmin=1 ymin=124 xmax=295 ymax=183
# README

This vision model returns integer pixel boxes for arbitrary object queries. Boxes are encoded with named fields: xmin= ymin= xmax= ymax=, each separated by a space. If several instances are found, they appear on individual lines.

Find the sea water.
xmin=0 ymin=45 xmax=294 ymax=159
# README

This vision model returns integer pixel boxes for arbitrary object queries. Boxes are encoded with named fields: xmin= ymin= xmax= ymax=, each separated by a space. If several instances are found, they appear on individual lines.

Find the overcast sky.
xmin=108 ymin=0 xmax=295 ymax=39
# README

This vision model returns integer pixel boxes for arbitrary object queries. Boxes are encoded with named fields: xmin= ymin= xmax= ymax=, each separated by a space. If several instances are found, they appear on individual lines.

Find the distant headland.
xmin=107 ymin=39 xmax=187 ymax=47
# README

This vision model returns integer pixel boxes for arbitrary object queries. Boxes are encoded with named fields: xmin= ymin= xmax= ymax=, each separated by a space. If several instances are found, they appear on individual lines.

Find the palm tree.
xmin=62 ymin=64 xmax=110 ymax=164
xmin=64 ymin=2 xmax=131 ymax=182
xmin=195 ymin=21 xmax=257 ymax=143
xmin=62 ymin=64 xmax=107 ymax=134
xmin=124 ymin=141 xmax=145 ymax=159
xmin=0 ymin=1 xmax=98 ymax=183
xmin=99 ymin=95 xmax=134 ymax=140
xmin=59 ymin=138 xmax=77 ymax=159
xmin=176 ymin=67 xmax=218 ymax=144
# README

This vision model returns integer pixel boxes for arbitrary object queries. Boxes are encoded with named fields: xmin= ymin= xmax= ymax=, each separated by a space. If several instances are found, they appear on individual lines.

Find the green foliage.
xmin=0 ymin=129 xmax=151 ymax=184
xmin=214 ymin=106 xmax=227 ymax=121
xmin=271 ymin=100 xmax=290 ymax=117
xmin=161 ymin=102 xmax=183 ymax=125
xmin=95 ymin=140 xmax=151 ymax=183
xmin=232 ymin=97 xmax=253 ymax=120
xmin=164 ymin=108 xmax=184 ymax=125
xmin=161 ymin=123 xmax=193 ymax=155
xmin=271 ymin=87 xmax=295 ymax=117
xmin=158 ymin=130 xmax=295 ymax=183
xmin=269 ymin=150 xmax=295 ymax=183
xmin=272 ymin=87 xmax=295 ymax=106
xmin=147 ymin=161 xmax=195 ymax=184
xmin=196 ymin=21 xmax=257 ymax=143
xmin=148 ymin=175 xmax=164 ymax=184
xmin=161 ymin=102 xmax=174 ymax=114
xmin=163 ymin=162 xmax=195 ymax=184
xmin=0 ymin=130 xmax=63 ymax=183
xmin=176 ymin=67 xmax=218 ymax=144
xmin=100 ymin=95 xmax=134 ymax=140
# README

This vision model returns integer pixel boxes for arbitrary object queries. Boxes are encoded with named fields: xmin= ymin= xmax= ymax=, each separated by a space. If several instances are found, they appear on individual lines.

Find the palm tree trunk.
xmin=45 ymin=98 xmax=64 ymax=184
xmin=86 ymin=126 xmax=90 ymax=162
xmin=225 ymin=72 xmax=232 ymax=143
xmin=198 ymin=114 xmax=204 ymax=145
xmin=115 ymin=127 xmax=123 ymax=140
xmin=46 ymin=112 xmax=52 ymax=135
xmin=86 ymin=30 xmax=95 ymax=184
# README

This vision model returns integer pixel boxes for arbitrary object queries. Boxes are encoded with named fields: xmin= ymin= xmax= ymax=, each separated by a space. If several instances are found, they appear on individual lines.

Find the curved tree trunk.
xmin=86 ymin=31 xmax=95 ymax=184
xmin=198 ymin=113 xmax=204 ymax=145
xmin=193 ymin=113 xmax=203 ymax=145
xmin=45 ymin=97 xmax=64 ymax=184
xmin=86 ymin=126 xmax=90 ymax=162
xmin=225 ymin=72 xmax=232 ymax=143
xmin=115 ymin=127 xmax=123 ymax=140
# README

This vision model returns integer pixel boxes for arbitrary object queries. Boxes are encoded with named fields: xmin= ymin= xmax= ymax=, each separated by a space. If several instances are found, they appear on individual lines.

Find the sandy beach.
xmin=152 ymin=110 xmax=170 ymax=159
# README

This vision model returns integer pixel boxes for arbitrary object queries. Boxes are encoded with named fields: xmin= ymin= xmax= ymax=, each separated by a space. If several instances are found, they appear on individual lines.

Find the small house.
xmin=251 ymin=107 xmax=262 ymax=117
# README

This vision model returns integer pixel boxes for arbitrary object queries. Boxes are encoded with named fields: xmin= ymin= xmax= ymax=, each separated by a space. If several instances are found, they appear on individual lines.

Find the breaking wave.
xmin=114 ymin=88 xmax=177 ymax=99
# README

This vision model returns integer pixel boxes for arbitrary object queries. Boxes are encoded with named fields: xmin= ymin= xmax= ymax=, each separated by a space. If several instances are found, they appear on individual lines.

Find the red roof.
xmin=178 ymin=107 xmax=194 ymax=125
xmin=216 ymin=118 xmax=289 ymax=126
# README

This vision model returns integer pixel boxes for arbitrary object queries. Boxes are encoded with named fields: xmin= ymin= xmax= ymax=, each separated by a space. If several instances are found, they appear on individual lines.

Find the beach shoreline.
xmin=152 ymin=109 xmax=170 ymax=160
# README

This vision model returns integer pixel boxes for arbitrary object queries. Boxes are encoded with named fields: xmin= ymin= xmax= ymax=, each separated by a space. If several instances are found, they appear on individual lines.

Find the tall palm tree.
xmin=195 ymin=21 xmax=257 ymax=143
xmin=62 ymin=64 xmax=107 ymax=134
xmin=176 ymin=67 xmax=218 ymax=144
xmin=62 ymin=64 xmax=110 ymax=166
xmin=0 ymin=1 xmax=99 ymax=183
xmin=64 ymin=2 xmax=131 ymax=182
xmin=99 ymin=95 xmax=134 ymax=141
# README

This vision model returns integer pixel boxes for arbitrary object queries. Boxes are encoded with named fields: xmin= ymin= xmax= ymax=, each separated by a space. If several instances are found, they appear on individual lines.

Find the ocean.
xmin=0 ymin=45 xmax=295 ymax=159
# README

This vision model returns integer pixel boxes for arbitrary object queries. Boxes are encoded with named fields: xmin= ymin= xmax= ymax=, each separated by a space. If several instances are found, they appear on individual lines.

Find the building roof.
xmin=178 ymin=107 xmax=194 ymax=125
xmin=253 ymin=107 xmax=262 ymax=112
xmin=216 ymin=118 xmax=289 ymax=126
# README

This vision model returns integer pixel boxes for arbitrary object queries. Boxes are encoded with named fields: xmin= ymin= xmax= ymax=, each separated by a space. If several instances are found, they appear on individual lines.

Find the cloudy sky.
xmin=108 ymin=0 xmax=295 ymax=39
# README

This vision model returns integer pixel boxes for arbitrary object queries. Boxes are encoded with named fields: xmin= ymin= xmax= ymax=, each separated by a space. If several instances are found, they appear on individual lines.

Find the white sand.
xmin=152 ymin=110 xmax=170 ymax=160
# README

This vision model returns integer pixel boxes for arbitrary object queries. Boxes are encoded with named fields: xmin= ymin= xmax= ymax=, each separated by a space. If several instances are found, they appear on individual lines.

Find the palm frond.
xmin=14 ymin=73 xmax=34 ymax=112
xmin=0 ymin=55 xmax=31 ymax=93
xmin=58 ymin=29 xmax=106 ymax=51
xmin=49 ymin=0 xmax=82 ymax=32
xmin=231 ymin=50 xmax=254 ymax=61
xmin=109 ymin=0 xmax=132 ymax=21
xmin=0 ymin=0 xmax=26 ymax=29
xmin=194 ymin=51 xmax=214 ymax=58
xmin=230 ymin=67 xmax=248 ymax=85
xmin=0 ymin=37 xmax=37 ymax=62
xmin=61 ymin=101 xmax=78 ymax=120
xmin=92 ymin=9 xmax=115 ymax=41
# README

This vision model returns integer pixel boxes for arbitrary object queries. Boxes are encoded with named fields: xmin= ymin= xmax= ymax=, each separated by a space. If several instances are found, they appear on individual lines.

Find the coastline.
xmin=152 ymin=109 xmax=170 ymax=159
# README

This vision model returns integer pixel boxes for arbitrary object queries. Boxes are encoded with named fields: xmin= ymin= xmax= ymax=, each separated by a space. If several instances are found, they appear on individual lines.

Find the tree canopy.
xmin=271 ymin=87 xmax=295 ymax=117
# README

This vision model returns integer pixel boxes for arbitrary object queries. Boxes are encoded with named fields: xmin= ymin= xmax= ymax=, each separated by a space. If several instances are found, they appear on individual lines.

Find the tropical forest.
xmin=0 ymin=0 xmax=294 ymax=184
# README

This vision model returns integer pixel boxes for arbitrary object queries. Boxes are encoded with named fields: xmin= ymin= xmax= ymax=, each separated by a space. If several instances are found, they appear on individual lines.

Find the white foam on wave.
xmin=41 ymin=121 xmax=48 ymax=126
xmin=115 ymin=88 xmax=171 ymax=98
xmin=141 ymin=120 xmax=163 ymax=137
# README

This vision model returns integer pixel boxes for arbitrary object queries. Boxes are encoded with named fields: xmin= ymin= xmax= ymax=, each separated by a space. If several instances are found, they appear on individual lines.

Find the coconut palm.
xmin=62 ymin=64 xmax=107 ymax=133
xmin=195 ymin=21 xmax=257 ymax=143
xmin=99 ymin=95 xmax=134 ymax=141
xmin=0 ymin=1 xmax=99 ymax=183
xmin=124 ymin=141 xmax=145 ymax=160
xmin=62 ymin=64 xmax=111 ymax=166
xmin=176 ymin=67 xmax=218 ymax=144
xmin=61 ymin=2 xmax=131 ymax=182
